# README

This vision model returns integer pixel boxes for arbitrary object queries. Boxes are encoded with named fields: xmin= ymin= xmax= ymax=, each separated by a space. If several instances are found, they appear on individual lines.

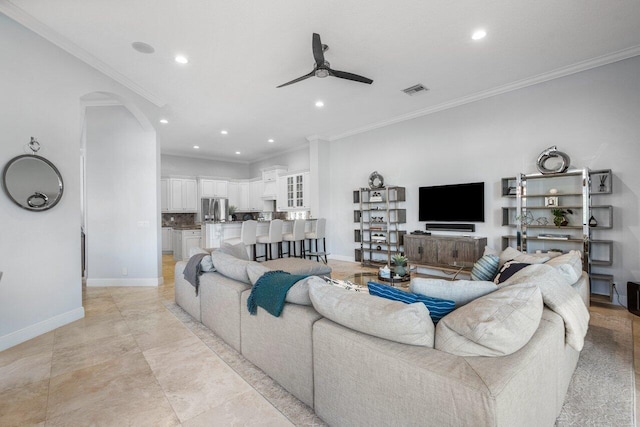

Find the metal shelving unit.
xmin=353 ymin=186 xmax=406 ymax=267
xmin=501 ymin=168 xmax=615 ymax=303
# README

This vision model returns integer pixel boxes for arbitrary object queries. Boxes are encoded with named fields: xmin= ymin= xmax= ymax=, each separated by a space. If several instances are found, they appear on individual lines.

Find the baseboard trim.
xmin=86 ymin=277 xmax=161 ymax=287
xmin=0 ymin=306 xmax=85 ymax=352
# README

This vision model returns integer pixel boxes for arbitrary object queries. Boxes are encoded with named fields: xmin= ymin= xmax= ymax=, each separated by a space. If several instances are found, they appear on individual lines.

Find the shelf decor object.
xmin=368 ymin=171 xmax=384 ymax=189
xmin=536 ymin=146 xmax=571 ymax=174
xmin=500 ymin=168 xmax=615 ymax=303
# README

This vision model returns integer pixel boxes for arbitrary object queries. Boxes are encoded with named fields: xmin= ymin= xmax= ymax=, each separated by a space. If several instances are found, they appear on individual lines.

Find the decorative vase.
xmin=560 ymin=216 xmax=569 ymax=227
xmin=553 ymin=216 xmax=563 ymax=227
xmin=395 ymin=265 xmax=406 ymax=277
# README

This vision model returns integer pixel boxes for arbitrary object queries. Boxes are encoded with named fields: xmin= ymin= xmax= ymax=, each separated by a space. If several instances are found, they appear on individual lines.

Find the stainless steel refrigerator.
xmin=201 ymin=197 xmax=229 ymax=222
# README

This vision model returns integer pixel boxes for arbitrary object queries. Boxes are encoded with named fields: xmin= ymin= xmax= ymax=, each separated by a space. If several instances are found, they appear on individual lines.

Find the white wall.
xmin=249 ymin=144 xmax=310 ymax=177
xmin=0 ymin=14 xmax=160 ymax=350
xmin=161 ymin=154 xmax=251 ymax=179
xmin=327 ymin=56 xmax=640 ymax=305
xmin=85 ymin=106 xmax=159 ymax=285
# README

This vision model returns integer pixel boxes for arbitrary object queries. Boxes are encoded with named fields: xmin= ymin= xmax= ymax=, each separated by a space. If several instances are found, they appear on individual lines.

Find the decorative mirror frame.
xmin=2 ymin=154 xmax=64 ymax=211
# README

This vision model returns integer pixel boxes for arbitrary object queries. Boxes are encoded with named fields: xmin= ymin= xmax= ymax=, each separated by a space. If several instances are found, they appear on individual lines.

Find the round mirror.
xmin=2 ymin=155 xmax=64 ymax=211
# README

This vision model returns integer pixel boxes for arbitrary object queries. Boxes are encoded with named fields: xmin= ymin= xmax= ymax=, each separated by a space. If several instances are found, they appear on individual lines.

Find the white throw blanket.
xmin=501 ymin=263 xmax=590 ymax=351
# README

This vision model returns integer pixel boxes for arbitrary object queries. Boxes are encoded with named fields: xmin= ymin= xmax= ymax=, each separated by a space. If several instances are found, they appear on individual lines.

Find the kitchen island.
xmin=202 ymin=219 xmax=316 ymax=258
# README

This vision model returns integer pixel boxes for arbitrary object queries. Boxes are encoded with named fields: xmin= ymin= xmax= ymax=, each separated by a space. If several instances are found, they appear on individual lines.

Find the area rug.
xmin=165 ymin=302 xmax=635 ymax=427
xmin=555 ymin=311 xmax=636 ymax=426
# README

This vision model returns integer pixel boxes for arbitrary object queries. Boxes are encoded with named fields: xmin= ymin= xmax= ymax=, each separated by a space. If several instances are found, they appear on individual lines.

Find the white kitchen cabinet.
xmin=262 ymin=167 xmax=286 ymax=200
xmin=172 ymin=230 xmax=182 ymax=261
xmin=237 ymin=182 xmax=250 ymax=211
xmin=200 ymin=179 xmax=228 ymax=198
xmin=276 ymin=172 xmax=309 ymax=211
xmin=172 ymin=229 xmax=202 ymax=261
xmin=161 ymin=179 xmax=169 ymax=212
xmin=166 ymin=178 xmax=198 ymax=212
xmin=162 ymin=227 xmax=173 ymax=252
xmin=228 ymin=181 xmax=239 ymax=209
xmin=249 ymin=180 xmax=264 ymax=211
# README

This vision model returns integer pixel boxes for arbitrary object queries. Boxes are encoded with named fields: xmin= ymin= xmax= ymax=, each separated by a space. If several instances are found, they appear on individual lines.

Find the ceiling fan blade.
xmin=329 ymin=69 xmax=373 ymax=84
xmin=312 ymin=33 xmax=325 ymax=65
xmin=276 ymin=71 xmax=315 ymax=88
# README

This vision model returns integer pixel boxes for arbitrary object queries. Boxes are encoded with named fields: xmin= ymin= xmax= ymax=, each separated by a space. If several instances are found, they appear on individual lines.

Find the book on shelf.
xmin=538 ymin=233 xmax=571 ymax=240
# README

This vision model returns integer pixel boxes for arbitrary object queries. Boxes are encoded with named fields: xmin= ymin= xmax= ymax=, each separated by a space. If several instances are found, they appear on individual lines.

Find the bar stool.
xmin=305 ymin=218 xmax=327 ymax=263
xmin=223 ymin=220 xmax=258 ymax=260
xmin=256 ymin=219 xmax=283 ymax=261
xmin=283 ymin=219 xmax=306 ymax=258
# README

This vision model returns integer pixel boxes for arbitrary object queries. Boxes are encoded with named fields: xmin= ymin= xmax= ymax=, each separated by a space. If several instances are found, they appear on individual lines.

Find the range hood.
xmin=262 ymin=180 xmax=277 ymax=200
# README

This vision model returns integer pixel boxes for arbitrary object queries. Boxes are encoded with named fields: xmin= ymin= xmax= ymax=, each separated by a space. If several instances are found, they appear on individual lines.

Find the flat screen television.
xmin=419 ymin=182 xmax=485 ymax=222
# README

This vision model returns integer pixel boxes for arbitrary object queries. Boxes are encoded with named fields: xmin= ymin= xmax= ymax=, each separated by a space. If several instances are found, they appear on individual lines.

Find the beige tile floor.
xmin=1 ymin=255 xmax=638 ymax=426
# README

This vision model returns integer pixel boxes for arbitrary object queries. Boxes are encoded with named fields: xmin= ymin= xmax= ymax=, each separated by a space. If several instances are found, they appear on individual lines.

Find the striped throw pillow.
xmin=367 ymin=282 xmax=455 ymax=323
xmin=470 ymin=254 xmax=500 ymax=281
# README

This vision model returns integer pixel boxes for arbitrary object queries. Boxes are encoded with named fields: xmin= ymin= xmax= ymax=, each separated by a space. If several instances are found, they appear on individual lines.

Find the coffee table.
xmin=343 ymin=271 xmax=411 ymax=290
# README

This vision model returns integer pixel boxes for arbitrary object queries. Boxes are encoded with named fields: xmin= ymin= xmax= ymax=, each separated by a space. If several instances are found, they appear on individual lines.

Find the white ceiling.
xmin=3 ymin=0 xmax=640 ymax=163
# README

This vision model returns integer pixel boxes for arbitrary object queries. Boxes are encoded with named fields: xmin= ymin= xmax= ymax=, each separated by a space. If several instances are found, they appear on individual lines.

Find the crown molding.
xmin=325 ymin=45 xmax=640 ymax=141
xmin=0 ymin=0 xmax=166 ymax=107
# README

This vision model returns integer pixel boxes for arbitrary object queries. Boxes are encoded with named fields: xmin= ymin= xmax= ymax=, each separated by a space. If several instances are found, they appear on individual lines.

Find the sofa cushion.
xmin=263 ymin=257 xmax=331 ymax=276
xmin=210 ymin=251 xmax=253 ymax=284
xmin=499 ymin=247 xmax=550 ymax=267
xmin=544 ymin=250 xmax=583 ymax=284
xmin=247 ymin=262 xmax=271 ymax=285
xmin=470 ymin=254 xmax=500 ymax=281
xmin=410 ymin=278 xmax=497 ymax=307
xmin=494 ymin=261 xmax=530 ymax=284
xmin=187 ymin=247 xmax=216 ymax=272
xmin=218 ymin=241 xmax=250 ymax=260
xmin=435 ymin=283 xmax=543 ymax=357
xmin=246 ymin=261 xmax=318 ymax=305
xmin=367 ymin=282 xmax=455 ymax=323
xmin=309 ymin=280 xmax=435 ymax=347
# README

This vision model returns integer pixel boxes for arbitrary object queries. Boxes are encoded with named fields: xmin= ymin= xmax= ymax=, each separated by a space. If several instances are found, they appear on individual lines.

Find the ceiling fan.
xmin=277 ymin=33 xmax=373 ymax=88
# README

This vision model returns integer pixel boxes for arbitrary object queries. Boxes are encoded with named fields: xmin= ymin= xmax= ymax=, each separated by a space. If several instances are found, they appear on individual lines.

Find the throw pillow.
xmin=218 ymin=241 xmax=251 ymax=260
xmin=493 ymin=261 xmax=530 ymax=284
xmin=435 ymin=283 xmax=543 ymax=357
xmin=410 ymin=278 xmax=497 ymax=307
xmin=498 ymin=247 xmax=549 ymax=268
xmin=544 ymin=250 xmax=583 ymax=284
xmin=188 ymin=247 xmax=215 ymax=272
xmin=470 ymin=254 xmax=500 ymax=281
xmin=308 ymin=280 xmax=435 ymax=347
xmin=367 ymin=282 xmax=455 ymax=323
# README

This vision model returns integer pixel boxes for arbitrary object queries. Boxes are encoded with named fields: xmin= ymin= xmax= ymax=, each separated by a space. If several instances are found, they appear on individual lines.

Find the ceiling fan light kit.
xmin=277 ymin=33 xmax=373 ymax=88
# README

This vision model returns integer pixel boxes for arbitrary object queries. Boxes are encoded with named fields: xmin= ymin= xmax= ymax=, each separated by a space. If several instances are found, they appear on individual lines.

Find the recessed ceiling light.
xmin=131 ymin=42 xmax=155 ymax=54
xmin=235 ymin=151 xmax=241 ymax=155
xmin=221 ymin=130 xmax=228 ymax=135
xmin=193 ymin=145 xmax=200 ymax=149
xmin=159 ymin=119 xmax=168 ymax=124
xmin=175 ymin=55 xmax=189 ymax=64
xmin=315 ymin=101 xmax=324 ymax=108
xmin=268 ymin=139 xmax=274 ymax=143
xmin=472 ymin=29 xmax=487 ymax=40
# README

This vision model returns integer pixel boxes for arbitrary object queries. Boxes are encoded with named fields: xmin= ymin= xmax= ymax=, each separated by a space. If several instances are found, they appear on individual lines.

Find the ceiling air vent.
xmin=402 ymin=84 xmax=429 ymax=96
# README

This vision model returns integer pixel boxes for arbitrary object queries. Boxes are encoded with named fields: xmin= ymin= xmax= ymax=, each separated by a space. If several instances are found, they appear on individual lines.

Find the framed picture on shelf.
xmin=544 ymin=196 xmax=558 ymax=207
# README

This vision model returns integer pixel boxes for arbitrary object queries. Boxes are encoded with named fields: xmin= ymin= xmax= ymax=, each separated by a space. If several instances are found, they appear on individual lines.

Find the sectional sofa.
xmin=174 ymin=247 xmax=590 ymax=427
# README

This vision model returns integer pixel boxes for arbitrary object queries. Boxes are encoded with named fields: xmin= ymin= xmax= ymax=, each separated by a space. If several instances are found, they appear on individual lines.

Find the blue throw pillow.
xmin=470 ymin=254 xmax=500 ymax=281
xmin=367 ymin=282 xmax=455 ymax=323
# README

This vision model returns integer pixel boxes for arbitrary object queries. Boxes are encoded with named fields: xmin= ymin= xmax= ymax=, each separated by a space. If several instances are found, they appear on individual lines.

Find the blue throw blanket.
xmin=247 ymin=270 xmax=308 ymax=317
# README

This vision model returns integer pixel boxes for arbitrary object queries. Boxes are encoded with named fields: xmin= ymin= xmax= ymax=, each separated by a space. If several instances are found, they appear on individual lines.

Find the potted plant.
xmin=551 ymin=208 xmax=573 ymax=227
xmin=391 ymin=253 xmax=408 ymax=277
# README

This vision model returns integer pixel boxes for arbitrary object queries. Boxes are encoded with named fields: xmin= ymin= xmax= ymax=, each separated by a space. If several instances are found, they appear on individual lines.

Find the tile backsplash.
xmin=162 ymin=213 xmax=196 ymax=227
